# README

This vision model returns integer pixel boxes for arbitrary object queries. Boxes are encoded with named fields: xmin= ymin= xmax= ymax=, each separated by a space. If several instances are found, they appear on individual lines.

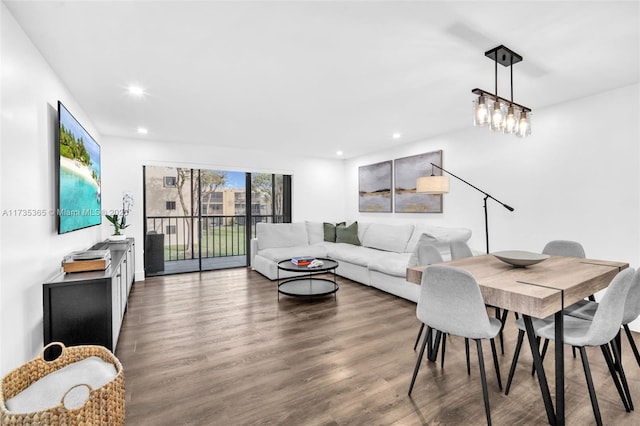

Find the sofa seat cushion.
xmin=367 ymin=252 xmax=413 ymax=277
xmin=328 ymin=243 xmax=385 ymax=267
xmin=361 ymin=223 xmax=414 ymax=253
xmin=258 ymin=244 xmax=328 ymax=262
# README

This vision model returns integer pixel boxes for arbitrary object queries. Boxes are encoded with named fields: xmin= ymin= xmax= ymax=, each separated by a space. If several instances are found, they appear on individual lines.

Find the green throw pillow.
xmin=336 ymin=222 xmax=360 ymax=245
xmin=323 ymin=222 xmax=345 ymax=242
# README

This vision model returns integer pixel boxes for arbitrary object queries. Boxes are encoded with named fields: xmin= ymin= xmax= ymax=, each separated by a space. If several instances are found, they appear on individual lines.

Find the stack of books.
xmin=291 ymin=256 xmax=314 ymax=266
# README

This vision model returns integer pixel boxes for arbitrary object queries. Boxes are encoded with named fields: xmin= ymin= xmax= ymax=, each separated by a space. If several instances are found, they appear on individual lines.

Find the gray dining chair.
xmin=542 ymin=239 xmax=589 ymax=300
xmin=409 ymin=265 xmax=503 ymax=426
xmin=509 ymin=240 xmax=589 ymax=364
xmin=542 ymin=240 xmax=586 ymax=258
xmin=540 ymin=239 xmax=591 ymax=358
xmin=413 ymin=243 xmax=474 ymax=371
xmin=417 ymin=243 xmax=444 ymax=265
xmin=450 ymin=240 xmax=510 ymax=355
xmin=412 ymin=244 xmax=444 ymax=351
xmin=450 ymin=240 xmax=474 ymax=260
xmin=565 ymin=267 xmax=640 ymax=409
xmin=504 ymin=267 xmax=636 ymax=425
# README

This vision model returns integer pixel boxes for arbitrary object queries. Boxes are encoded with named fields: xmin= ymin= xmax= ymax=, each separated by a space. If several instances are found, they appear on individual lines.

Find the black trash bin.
xmin=145 ymin=231 xmax=165 ymax=273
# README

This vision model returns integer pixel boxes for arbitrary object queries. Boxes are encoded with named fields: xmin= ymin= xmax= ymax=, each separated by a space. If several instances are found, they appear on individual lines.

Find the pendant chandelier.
xmin=472 ymin=45 xmax=531 ymax=138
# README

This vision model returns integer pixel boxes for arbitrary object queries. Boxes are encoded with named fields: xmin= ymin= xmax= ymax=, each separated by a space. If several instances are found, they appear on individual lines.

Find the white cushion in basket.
xmin=5 ymin=356 xmax=117 ymax=413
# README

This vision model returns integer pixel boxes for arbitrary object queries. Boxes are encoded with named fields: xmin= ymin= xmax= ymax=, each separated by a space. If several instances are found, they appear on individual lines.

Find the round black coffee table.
xmin=277 ymin=258 xmax=339 ymax=299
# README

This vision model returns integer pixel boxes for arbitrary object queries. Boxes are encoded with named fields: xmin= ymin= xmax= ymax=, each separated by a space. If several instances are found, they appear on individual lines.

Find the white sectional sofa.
xmin=250 ymin=221 xmax=472 ymax=303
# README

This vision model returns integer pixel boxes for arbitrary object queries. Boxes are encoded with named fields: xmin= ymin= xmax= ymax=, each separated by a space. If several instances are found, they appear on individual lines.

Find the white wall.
xmin=347 ymin=84 xmax=639 ymax=262
xmin=0 ymin=4 xmax=104 ymax=375
xmin=345 ymin=83 xmax=640 ymax=329
xmin=99 ymin=137 xmax=347 ymax=273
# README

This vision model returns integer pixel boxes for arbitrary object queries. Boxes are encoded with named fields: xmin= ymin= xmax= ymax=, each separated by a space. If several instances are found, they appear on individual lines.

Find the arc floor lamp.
xmin=417 ymin=163 xmax=514 ymax=254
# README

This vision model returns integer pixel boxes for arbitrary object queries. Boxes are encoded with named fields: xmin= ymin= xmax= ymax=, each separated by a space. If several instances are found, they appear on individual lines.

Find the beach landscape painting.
xmin=58 ymin=102 xmax=102 ymax=233
xmin=359 ymin=161 xmax=392 ymax=212
xmin=394 ymin=150 xmax=443 ymax=213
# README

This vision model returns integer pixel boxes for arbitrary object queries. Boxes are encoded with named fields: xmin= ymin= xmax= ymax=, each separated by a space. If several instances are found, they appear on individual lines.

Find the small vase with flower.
xmin=106 ymin=192 xmax=134 ymax=241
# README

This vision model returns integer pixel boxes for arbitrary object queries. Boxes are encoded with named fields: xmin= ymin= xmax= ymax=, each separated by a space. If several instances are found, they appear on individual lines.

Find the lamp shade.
xmin=416 ymin=175 xmax=450 ymax=194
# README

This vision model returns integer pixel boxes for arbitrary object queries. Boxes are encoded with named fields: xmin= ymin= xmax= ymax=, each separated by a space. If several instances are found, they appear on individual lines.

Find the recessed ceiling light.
xmin=336 ymin=150 xmax=343 ymax=156
xmin=127 ymin=85 xmax=145 ymax=96
xmin=392 ymin=132 xmax=402 ymax=140
xmin=137 ymin=127 xmax=148 ymax=135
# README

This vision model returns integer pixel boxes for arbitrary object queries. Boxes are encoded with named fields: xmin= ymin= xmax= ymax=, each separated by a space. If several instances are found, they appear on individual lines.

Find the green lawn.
xmin=164 ymin=225 xmax=248 ymax=260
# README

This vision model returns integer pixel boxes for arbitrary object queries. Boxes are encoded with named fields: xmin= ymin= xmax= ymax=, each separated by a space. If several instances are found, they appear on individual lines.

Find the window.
xmin=144 ymin=166 xmax=292 ymax=276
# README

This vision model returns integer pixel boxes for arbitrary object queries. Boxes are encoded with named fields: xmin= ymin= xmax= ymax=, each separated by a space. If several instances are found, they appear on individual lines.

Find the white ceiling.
xmin=4 ymin=1 xmax=639 ymax=159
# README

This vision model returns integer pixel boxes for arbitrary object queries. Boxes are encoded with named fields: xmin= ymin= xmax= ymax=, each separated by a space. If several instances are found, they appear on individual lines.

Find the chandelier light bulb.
xmin=474 ymin=95 xmax=488 ymax=127
xmin=517 ymin=111 xmax=531 ymax=137
xmin=490 ymin=101 xmax=504 ymax=131
xmin=504 ymin=105 xmax=516 ymax=134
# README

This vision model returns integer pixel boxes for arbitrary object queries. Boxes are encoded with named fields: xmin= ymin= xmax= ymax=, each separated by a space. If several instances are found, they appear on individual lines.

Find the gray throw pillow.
xmin=336 ymin=222 xmax=360 ymax=245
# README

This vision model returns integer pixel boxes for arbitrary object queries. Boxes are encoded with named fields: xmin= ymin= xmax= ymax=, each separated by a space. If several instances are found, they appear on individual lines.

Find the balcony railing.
xmin=146 ymin=214 xmax=285 ymax=261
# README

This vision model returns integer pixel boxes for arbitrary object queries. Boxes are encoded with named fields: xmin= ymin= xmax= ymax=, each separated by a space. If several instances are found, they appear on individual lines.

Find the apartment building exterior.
xmin=144 ymin=166 xmax=273 ymax=245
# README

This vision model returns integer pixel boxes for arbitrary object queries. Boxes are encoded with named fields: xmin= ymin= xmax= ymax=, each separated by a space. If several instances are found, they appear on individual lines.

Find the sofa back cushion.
xmin=257 ymin=222 xmax=308 ymax=250
xmin=357 ymin=222 xmax=370 ymax=242
xmin=305 ymin=221 xmax=325 ymax=244
xmin=361 ymin=223 xmax=414 ymax=253
xmin=406 ymin=225 xmax=472 ymax=253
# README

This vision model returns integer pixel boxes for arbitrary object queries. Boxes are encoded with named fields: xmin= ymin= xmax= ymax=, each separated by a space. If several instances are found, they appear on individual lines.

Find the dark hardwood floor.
xmin=116 ymin=268 xmax=640 ymax=425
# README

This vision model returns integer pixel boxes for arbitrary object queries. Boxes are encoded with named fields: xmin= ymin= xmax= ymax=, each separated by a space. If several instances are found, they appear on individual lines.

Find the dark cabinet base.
xmin=44 ymin=279 xmax=111 ymax=346
xmin=43 ymin=239 xmax=135 ymax=351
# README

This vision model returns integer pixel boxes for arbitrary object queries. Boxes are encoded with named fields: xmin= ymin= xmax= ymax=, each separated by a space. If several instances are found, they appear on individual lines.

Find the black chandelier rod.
xmin=495 ymin=53 xmax=498 ymax=98
xmin=510 ymin=54 xmax=514 ymax=102
xmin=476 ymin=44 xmax=530 ymax=112
xmin=471 ymin=88 xmax=532 ymax=113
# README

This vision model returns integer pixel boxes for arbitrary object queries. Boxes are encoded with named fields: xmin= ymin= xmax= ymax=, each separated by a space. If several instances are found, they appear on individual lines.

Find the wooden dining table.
xmin=406 ymin=253 xmax=629 ymax=426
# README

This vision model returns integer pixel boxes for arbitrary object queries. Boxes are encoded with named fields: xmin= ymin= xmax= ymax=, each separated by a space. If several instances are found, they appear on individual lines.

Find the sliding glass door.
xmin=143 ymin=166 xmax=291 ymax=277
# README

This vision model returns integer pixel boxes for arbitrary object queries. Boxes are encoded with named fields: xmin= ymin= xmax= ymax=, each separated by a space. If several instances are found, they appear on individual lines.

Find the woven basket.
xmin=0 ymin=342 xmax=125 ymax=425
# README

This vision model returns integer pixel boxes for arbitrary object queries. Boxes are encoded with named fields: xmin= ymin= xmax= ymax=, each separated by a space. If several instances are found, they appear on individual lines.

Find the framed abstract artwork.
xmin=358 ymin=160 xmax=392 ymax=212
xmin=394 ymin=150 xmax=443 ymax=213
